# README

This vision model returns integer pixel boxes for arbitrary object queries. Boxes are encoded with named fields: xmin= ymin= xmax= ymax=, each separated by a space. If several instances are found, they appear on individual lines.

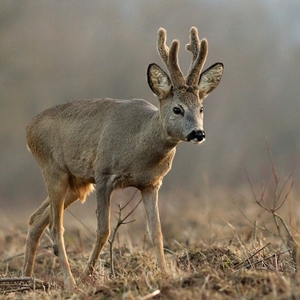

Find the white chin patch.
xmin=192 ymin=138 xmax=205 ymax=145
xmin=26 ymin=144 xmax=32 ymax=153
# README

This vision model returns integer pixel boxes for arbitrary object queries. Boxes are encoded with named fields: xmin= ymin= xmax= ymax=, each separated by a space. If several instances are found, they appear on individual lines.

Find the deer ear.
xmin=147 ymin=63 xmax=172 ymax=99
xmin=199 ymin=62 xmax=224 ymax=99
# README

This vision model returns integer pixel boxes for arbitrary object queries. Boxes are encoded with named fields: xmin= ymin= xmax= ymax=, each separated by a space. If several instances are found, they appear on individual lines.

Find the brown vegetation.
xmin=1 ymin=176 xmax=300 ymax=299
xmin=1 ymin=227 xmax=299 ymax=299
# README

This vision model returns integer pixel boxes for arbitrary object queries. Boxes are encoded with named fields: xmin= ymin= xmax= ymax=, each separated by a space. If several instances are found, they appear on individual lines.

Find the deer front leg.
xmin=79 ymin=179 xmax=113 ymax=282
xmin=141 ymin=187 xmax=166 ymax=272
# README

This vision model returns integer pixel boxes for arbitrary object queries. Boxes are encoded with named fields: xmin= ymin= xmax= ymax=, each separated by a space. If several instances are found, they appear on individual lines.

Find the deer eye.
xmin=173 ymin=107 xmax=183 ymax=115
xmin=200 ymin=107 xmax=204 ymax=113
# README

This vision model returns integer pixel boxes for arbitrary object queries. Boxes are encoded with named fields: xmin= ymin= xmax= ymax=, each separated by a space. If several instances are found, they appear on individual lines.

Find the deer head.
xmin=147 ymin=27 xmax=224 ymax=144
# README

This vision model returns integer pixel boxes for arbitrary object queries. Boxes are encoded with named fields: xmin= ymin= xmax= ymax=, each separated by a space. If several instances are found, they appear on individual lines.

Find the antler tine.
xmin=186 ymin=27 xmax=208 ymax=86
xmin=157 ymin=28 xmax=185 ymax=87
xmin=186 ymin=27 xmax=200 ymax=67
xmin=157 ymin=28 xmax=169 ymax=65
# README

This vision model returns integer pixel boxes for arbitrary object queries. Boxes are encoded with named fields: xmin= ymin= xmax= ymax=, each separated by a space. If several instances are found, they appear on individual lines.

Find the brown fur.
xmin=23 ymin=27 xmax=224 ymax=289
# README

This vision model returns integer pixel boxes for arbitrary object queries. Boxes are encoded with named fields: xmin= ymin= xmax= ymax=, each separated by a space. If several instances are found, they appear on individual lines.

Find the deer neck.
xmin=146 ymin=110 xmax=180 ymax=151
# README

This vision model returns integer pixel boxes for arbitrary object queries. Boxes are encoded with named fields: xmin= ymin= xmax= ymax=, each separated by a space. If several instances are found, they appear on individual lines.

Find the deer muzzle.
xmin=186 ymin=130 xmax=206 ymax=143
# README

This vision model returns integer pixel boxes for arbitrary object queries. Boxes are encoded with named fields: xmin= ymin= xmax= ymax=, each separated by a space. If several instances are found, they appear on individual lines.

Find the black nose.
xmin=187 ymin=130 xmax=206 ymax=142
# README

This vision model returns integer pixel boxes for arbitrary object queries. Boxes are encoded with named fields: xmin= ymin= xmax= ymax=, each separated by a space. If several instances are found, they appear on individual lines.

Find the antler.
xmin=186 ymin=27 xmax=208 ymax=86
xmin=157 ymin=28 xmax=185 ymax=88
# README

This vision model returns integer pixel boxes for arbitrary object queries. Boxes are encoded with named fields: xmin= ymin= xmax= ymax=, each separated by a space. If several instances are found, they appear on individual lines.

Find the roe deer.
xmin=23 ymin=27 xmax=224 ymax=288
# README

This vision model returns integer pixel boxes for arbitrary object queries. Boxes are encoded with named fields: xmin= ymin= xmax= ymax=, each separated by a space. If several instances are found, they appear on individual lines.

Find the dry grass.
xmin=1 ymin=179 xmax=300 ymax=299
xmin=1 ymin=230 xmax=299 ymax=300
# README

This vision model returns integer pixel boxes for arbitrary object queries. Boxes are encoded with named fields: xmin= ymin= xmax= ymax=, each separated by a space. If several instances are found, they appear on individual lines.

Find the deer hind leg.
xmin=79 ymin=178 xmax=113 ymax=281
xmin=141 ymin=187 xmax=166 ymax=272
xmin=23 ymin=196 xmax=52 ymax=277
xmin=23 ymin=187 xmax=79 ymax=278
xmin=45 ymin=171 xmax=83 ymax=289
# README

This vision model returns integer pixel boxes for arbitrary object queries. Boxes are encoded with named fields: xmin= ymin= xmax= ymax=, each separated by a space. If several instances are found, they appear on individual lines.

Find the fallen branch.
xmin=0 ymin=277 xmax=50 ymax=294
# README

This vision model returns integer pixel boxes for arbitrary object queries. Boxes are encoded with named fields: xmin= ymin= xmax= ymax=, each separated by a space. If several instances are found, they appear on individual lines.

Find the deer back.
xmin=26 ymin=98 xmax=176 ymax=190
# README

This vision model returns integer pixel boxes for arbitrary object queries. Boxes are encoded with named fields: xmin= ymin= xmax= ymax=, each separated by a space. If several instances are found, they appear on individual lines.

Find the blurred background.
xmin=1 ymin=1 xmax=299 ymax=236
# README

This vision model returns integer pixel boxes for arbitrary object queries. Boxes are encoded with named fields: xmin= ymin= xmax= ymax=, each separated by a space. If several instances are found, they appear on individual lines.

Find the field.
xmin=1 ymin=176 xmax=300 ymax=299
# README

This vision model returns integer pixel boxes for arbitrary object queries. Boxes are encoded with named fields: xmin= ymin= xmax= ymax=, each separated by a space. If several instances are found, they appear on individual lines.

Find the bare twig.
xmin=108 ymin=193 xmax=142 ymax=277
xmin=3 ymin=252 xmax=24 ymax=262
xmin=239 ymin=250 xmax=288 ymax=270
xmin=237 ymin=140 xmax=295 ymax=268
xmin=265 ymin=138 xmax=279 ymax=186
xmin=234 ymin=243 xmax=270 ymax=269
xmin=244 ymin=169 xmax=258 ymax=203
xmin=274 ymin=214 xmax=295 ymax=251
xmin=275 ymin=176 xmax=294 ymax=211
xmin=66 ymin=209 xmax=94 ymax=241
